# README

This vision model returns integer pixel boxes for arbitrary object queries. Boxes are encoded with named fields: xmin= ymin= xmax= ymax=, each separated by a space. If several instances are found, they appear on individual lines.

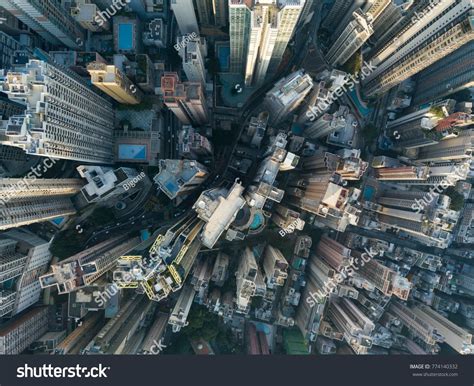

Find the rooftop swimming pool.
xmin=118 ymin=144 xmax=147 ymax=160
xmin=118 ymin=24 xmax=133 ymax=51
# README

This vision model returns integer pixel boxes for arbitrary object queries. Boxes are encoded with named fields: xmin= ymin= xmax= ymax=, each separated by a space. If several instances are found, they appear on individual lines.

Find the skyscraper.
xmin=77 ymin=165 xmax=144 ymax=203
xmin=39 ymin=235 xmax=140 ymax=294
xmin=262 ymin=245 xmax=289 ymax=288
xmin=178 ymin=126 xmax=213 ymax=159
xmin=0 ymin=306 xmax=49 ymax=354
xmin=168 ymin=284 xmax=196 ymax=332
xmin=194 ymin=0 xmax=213 ymax=25
xmin=161 ymin=72 xmax=209 ymax=125
xmin=412 ymin=41 xmax=474 ymax=106
xmin=2 ymin=0 xmax=85 ymax=49
xmin=330 ymin=0 xmax=391 ymax=46
xmin=0 ymin=178 xmax=82 ymax=230
xmin=413 ymin=303 xmax=474 ymax=354
xmin=304 ymin=110 xmax=347 ymax=140
xmin=364 ymin=0 xmax=474 ymax=97
xmin=71 ymin=0 xmax=110 ymax=31
xmin=353 ymin=250 xmax=411 ymax=300
xmin=326 ymin=9 xmax=373 ymax=67
xmin=0 ymin=31 xmax=21 ymax=71
xmin=0 ymin=60 xmax=115 ymax=164
xmin=369 ymin=189 xmax=459 ymax=248
xmin=322 ymin=0 xmax=365 ymax=31
xmin=371 ymin=0 xmax=407 ymax=41
xmin=171 ymin=0 xmax=200 ymax=35
xmin=264 ymin=70 xmax=313 ymax=125
xmin=0 ymin=92 xmax=25 ymax=120
xmin=235 ymin=247 xmax=260 ymax=313
xmin=327 ymin=297 xmax=375 ymax=354
xmin=229 ymin=0 xmax=251 ymax=73
xmin=0 ymin=230 xmax=52 ymax=317
xmin=213 ymin=0 xmax=229 ymax=27
xmin=414 ymin=129 xmax=474 ymax=164
xmin=229 ymin=0 xmax=306 ymax=86
xmin=193 ymin=181 xmax=246 ymax=248
xmin=177 ymin=35 xmax=207 ymax=85
xmin=153 ymin=159 xmax=209 ymax=200
xmin=87 ymin=62 xmax=144 ymax=105
xmin=295 ymin=253 xmax=327 ymax=342
xmin=386 ymin=99 xmax=457 ymax=149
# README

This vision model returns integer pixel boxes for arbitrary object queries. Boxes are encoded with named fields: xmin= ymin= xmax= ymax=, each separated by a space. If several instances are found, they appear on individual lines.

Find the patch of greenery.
xmin=184 ymin=305 xmax=220 ymax=341
xmin=445 ymin=187 xmax=465 ymax=211
xmin=215 ymin=329 xmax=243 ymax=354
xmin=430 ymin=106 xmax=445 ymax=119
xmin=343 ymin=50 xmax=362 ymax=75
xmin=164 ymin=333 xmax=193 ymax=355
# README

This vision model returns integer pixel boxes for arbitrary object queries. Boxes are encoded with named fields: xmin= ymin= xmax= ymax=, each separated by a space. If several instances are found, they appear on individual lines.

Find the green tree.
xmin=343 ymin=50 xmax=362 ymax=75
xmin=445 ymin=187 xmax=465 ymax=211
xmin=184 ymin=305 xmax=220 ymax=341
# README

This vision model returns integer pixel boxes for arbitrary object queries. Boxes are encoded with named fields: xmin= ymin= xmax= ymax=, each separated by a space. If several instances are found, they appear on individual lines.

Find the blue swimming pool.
xmin=118 ymin=24 xmax=133 ymax=51
xmin=363 ymin=186 xmax=375 ymax=201
xmin=217 ymin=45 xmax=230 ymax=72
xmin=51 ymin=217 xmax=64 ymax=225
xmin=249 ymin=212 xmax=264 ymax=230
xmin=118 ymin=144 xmax=147 ymax=160
xmin=348 ymin=88 xmax=371 ymax=117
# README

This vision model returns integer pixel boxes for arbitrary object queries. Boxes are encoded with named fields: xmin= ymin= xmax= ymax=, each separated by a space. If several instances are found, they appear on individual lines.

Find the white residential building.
xmin=0 ymin=60 xmax=115 ymax=164
xmin=2 ymin=0 xmax=85 ymax=49
xmin=178 ymin=35 xmax=207 ymax=85
xmin=0 ymin=178 xmax=82 ymax=230
xmin=364 ymin=0 xmax=474 ymax=96
xmin=0 ymin=230 xmax=52 ymax=318
xmin=229 ymin=0 xmax=306 ymax=85
xmin=171 ymin=0 xmax=200 ymax=35
xmin=264 ymin=70 xmax=313 ymax=125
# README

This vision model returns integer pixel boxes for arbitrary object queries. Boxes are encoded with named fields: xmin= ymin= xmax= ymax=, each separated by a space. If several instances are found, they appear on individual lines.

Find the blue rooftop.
xmin=118 ymin=23 xmax=134 ymax=51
